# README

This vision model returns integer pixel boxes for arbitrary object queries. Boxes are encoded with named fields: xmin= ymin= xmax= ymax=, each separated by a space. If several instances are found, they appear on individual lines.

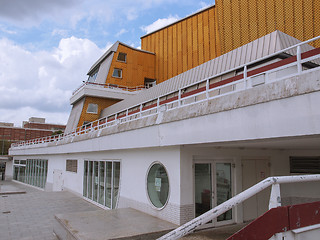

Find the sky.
xmin=0 ymin=0 xmax=214 ymax=127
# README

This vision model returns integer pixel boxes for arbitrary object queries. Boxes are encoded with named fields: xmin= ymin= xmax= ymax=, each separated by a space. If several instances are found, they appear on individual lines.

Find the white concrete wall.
xmin=5 ymin=160 xmax=13 ymax=180
xmin=180 ymin=146 xmax=320 ymax=224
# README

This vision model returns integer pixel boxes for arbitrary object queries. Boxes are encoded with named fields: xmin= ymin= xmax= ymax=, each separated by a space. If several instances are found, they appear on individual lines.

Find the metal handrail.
xmin=157 ymin=174 xmax=320 ymax=240
xmin=11 ymin=35 xmax=320 ymax=148
xmin=72 ymin=81 xmax=146 ymax=95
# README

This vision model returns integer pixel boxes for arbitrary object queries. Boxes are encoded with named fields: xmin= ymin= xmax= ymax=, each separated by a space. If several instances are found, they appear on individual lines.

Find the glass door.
xmin=194 ymin=161 xmax=234 ymax=227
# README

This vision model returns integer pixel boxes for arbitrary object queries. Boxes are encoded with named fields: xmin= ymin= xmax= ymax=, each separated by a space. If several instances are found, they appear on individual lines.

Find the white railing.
xmin=11 ymin=35 xmax=320 ymax=148
xmin=157 ymin=174 xmax=320 ymax=240
xmin=72 ymin=81 xmax=146 ymax=96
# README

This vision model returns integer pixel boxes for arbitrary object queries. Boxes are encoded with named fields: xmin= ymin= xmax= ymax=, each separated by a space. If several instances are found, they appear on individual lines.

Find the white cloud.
xmin=140 ymin=15 xmax=180 ymax=34
xmin=0 ymin=0 xmax=78 ymax=26
xmin=115 ymin=29 xmax=128 ymax=38
xmin=0 ymin=37 xmax=105 ymax=126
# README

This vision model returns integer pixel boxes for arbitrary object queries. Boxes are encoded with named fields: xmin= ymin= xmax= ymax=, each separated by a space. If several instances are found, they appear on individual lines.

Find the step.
xmin=54 ymin=208 xmax=178 ymax=240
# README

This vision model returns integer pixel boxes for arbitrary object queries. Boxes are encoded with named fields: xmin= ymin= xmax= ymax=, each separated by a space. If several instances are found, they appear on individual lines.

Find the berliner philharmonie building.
xmin=8 ymin=0 xmax=320 ymax=239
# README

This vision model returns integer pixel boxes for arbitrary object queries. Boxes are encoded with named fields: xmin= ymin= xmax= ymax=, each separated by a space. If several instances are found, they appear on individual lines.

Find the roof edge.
xmin=140 ymin=4 xmax=215 ymax=39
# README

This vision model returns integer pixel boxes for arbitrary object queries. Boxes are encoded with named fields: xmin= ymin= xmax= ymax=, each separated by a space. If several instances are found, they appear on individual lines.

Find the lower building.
xmin=8 ymin=32 xmax=320 ymax=228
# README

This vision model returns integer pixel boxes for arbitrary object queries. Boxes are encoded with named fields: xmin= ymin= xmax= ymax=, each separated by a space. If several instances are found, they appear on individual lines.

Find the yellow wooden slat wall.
xmin=105 ymin=44 xmax=155 ymax=88
xmin=192 ymin=16 xmax=198 ymax=67
xmin=216 ymin=0 xmax=320 ymax=55
xmin=197 ymin=14 xmax=204 ymax=66
xmin=77 ymin=97 xmax=120 ymax=128
xmin=172 ymin=24 xmax=178 ymax=77
xmin=203 ymin=10 xmax=210 ymax=63
xmin=141 ymin=6 xmax=220 ymax=83
xmin=177 ymin=22 xmax=183 ymax=74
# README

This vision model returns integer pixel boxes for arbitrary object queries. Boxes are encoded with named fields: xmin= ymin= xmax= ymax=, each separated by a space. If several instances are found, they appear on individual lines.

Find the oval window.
xmin=147 ymin=163 xmax=169 ymax=209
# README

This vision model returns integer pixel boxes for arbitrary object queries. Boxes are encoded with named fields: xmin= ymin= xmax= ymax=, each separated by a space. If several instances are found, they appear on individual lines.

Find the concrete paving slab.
xmin=54 ymin=208 xmax=178 ymax=240
xmin=0 ymin=181 xmax=26 ymax=195
xmin=181 ymin=222 xmax=249 ymax=240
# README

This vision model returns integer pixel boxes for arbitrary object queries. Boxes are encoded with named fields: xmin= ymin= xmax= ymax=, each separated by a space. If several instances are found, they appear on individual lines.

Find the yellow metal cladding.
xmin=216 ymin=0 xmax=320 ymax=54
xmin=141 ymin=5 xmax=221 ymax=83
xmin=77 ymin=97 xmax=120 ymax=128
xmin=105 ymin=44 xmax=155 ymax=88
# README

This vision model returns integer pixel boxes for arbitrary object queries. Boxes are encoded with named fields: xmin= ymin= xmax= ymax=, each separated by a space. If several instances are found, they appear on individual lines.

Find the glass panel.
xmin=18 ymin=166 xmax=26 ymax=183
xmin=195 ymin=163 xmax=212 ymax=217
xmin=93 ymin=162 xmax=99 ymax=202
xmin=98 ymin=162 xmax=105 ymax=205
xmin=26 ymin=161 xmax=30 ymax=184
xmin=43 ymin=160 xmax=48 ymax=189
xmin=112 ymin=162 xmax=120 ymax=209
xmin=216 ymin=163 xmax=232 ymax=221
xmin=105 ymin=162 xmax=112 ymax=208
xmin=83 ymin=161 xmax=88 ymax=197
xmin=88 ymin=161 xmax=93 ymax=200
xmin=37 ymin=159 xmax=40 ymax=187
xmin=14 ymin=166 xmax=19 ymax=180
xmin=147 ymin=163 xmax=169 ymax=209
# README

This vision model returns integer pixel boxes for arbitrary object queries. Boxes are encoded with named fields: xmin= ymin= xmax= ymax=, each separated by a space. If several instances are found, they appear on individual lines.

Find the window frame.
xmin=112 ymin=68 xmax=122 ymax=79
xmin=117 ymin=52 xmax=127 ymax=63
xmin=87 ymin=103 xmax=98 ymax=114
xmin=66 ymin=159 xmax=78 ymax=173
xmin=146 ymin=161 xmax=170 ymax=210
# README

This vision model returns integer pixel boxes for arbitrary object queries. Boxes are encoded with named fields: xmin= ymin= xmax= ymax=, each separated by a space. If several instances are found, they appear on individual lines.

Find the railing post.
xmin=178 ymin=89 xmax=181 ymax=107
xmin=140 ymin=104 xmax=142 ymax=118
xmin=244 ymin=65 xmax=248 ymax=89
xmin=157 ymin=97 xmax=160 ymax=112
xmin=206 ymin=79 xmax=209 ymax=99
xmin=297 ymin=45 xmax=302 ymax=74
xmin=269 ymin=183 xmax=281 ymax=210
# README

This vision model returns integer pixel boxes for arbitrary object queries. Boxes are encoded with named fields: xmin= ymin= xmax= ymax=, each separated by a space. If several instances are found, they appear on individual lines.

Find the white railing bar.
xmin=157 ymin=174 xmax=320 ymax=240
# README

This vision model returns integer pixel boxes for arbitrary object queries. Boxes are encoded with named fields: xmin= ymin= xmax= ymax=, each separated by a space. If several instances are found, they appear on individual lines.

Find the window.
xmin=117 ymin=52 xmax=127 ymax=62
xmin=144 ymin=78 xmax=156 ymax=89
xmin=88 ymin=68 xmax=99 ymax=83
xmin=87 ymin=103 xmax=98 ymax=114
xmin=147 ymin=162 xmax=169 ymax=209
xmin=83 ymin=160 xmax=120 ymax=209
xmin=290 ymin=156 xmax=320 ymax=174
xmin=66 ymin=159 xmax=78 ymax=173
xmin=13 ymin=159 xmax=48 ymax=189
xmin=112 ymin=68 xmax=122 ymax=78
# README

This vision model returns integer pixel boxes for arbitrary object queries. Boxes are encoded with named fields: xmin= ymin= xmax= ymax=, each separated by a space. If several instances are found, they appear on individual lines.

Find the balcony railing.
xmin=11 ymin=35 xmax=320 ymax=149
xmin=72 ymin=81 xmax=146 ymax=96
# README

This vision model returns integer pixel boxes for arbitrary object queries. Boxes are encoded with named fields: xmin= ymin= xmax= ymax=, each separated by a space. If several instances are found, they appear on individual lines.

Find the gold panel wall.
xmin=106 ymin=44 xmax=156 ymax=88
xmin=77 ymin=97 xmax=120 ymax=128
xmin=216 ymin=0 xmax=320 ymax=54
xmin=141 ymin=6 xmax=221 ymax=83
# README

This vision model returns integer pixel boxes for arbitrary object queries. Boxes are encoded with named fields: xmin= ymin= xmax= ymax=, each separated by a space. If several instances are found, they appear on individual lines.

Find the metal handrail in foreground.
xmin=157 ymin=174 xmax=320 ymax=240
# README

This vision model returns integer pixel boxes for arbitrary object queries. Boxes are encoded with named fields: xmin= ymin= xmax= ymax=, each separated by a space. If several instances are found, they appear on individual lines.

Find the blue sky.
xmin=0 ymin=0 xmax=214 ymax=127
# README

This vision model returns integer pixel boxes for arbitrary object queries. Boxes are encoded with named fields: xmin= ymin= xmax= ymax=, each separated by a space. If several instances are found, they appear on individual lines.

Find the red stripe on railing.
xmin=302 ymin=47 xmax=320 ymax=59
xmin=227 ymin=201 xmax=320 ymax=240
xmin=289 ymin=201 xmax=320 ymax=230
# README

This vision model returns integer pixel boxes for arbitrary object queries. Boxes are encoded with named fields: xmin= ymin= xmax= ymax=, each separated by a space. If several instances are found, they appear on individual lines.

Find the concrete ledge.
xmin=54 ymin=208 xmax=178 ymax=240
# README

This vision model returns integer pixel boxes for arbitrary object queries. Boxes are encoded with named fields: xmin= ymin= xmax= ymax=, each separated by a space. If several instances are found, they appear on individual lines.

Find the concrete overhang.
xmin=70 ymin=84 xmax=138 ymax=105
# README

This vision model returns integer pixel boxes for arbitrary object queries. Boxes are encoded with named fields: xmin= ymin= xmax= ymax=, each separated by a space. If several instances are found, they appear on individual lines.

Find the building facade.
xmin=8 ymin=0 xmax=320 ymax=230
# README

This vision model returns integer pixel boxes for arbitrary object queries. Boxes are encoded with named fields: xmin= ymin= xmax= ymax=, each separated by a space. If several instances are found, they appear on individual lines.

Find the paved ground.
xmin=0 ymin=180 xmax=247 ymax=240
xmin=0 ymin=180 xmax=99 ymax=240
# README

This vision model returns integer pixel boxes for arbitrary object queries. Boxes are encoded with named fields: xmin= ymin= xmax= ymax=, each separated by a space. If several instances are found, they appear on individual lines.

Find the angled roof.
xmin=100 ymin=31 xmax=314 ymax=118
xmin=87 ymin=41 xmax=155 ymax=75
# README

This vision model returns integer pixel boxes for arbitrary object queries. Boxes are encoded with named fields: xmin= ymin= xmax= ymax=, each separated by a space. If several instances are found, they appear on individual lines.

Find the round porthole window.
xmin=147 ymin=163 xmax=169 ymax=209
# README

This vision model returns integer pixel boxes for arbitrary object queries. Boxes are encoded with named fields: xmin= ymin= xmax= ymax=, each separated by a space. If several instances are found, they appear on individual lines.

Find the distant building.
xmin=0 ymin=117 xmax=65 ymax=155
